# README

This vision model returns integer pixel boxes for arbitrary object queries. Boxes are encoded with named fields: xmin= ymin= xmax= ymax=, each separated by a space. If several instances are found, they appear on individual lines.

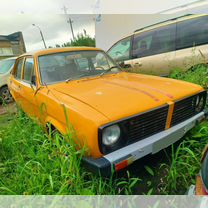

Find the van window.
xmin=15 ymin=59 xmax=24 ymax=79
xmin=23 ymin=58 xmax=34 ymax=82
xmin=132 ymin=23 xmax=176 ymax=58
xmin=176 ymin=16 xmax=208 ymax=50
xmin=108 ymin=36 xmax=131 ymax=62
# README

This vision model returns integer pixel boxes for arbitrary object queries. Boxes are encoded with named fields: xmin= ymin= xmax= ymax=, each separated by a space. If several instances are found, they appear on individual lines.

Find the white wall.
xmin=95 ymin=3 xmax=208 ymax=51
xmin=95 ymin=14 xmax=177 ymax=51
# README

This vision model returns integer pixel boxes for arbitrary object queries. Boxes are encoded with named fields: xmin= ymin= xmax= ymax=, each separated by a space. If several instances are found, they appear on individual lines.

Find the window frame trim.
xmin=132 ymin=22 xmax=177 ymax=59
xmin=13 ymin=57 xmax=25 ymax=81
xmin=175 ymin=15 xmax=208 ymax=51
xmin=107 ymin=35 xmax=133 ymax=62
xmin=22 ymin=56 xmax=35 ymax=84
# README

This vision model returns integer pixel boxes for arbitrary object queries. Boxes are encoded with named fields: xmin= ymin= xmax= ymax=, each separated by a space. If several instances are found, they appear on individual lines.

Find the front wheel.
xmin=0 ymin=86 xmax=13 ymax=104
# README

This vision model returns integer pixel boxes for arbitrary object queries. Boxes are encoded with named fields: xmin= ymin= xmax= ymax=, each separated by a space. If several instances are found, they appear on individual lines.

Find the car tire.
xmin=0 ymin=86 xmax=13 ymax=104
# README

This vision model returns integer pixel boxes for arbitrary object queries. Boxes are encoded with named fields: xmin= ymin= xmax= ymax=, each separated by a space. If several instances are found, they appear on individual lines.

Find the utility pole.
xmin=32 ymin=24 xmax=47 ymax=49
xmin=62 ymin=5 xmax=75 ymax=40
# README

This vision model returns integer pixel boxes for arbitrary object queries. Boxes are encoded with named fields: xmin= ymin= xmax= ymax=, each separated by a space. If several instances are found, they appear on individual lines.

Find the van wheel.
xmin=0 ymin=86 xmax=13 ymax=104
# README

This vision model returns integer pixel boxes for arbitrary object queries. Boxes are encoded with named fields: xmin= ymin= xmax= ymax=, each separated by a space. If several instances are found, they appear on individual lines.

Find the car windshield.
xmin=38 ymin=50 xmax=120 ymax=85
xmin=0 ymin=59 xmax=15 ymax=74
xmin=201 ymin=152 xmax=208 ymax=191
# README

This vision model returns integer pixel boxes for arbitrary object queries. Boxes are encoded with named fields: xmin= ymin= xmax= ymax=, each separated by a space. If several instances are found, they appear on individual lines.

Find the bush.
xmin=169 ymin=65 xmax=208 ymax=89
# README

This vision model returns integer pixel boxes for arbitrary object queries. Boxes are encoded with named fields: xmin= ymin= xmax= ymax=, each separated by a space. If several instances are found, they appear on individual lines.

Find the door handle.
xmin=134 ymin=62 xmax=142 ymax=67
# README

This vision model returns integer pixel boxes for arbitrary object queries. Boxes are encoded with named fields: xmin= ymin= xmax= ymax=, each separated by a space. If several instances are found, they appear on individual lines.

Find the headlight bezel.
xmin=98 ymin=122 xmax=127 ymax=155
xmin=195 ymin=92 xmax=207 ymax=113
xmin=102 ymin=124 xmax=121 ymax=146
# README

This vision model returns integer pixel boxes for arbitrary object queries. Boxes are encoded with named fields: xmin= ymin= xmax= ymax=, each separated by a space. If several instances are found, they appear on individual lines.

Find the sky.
xmin=0 ymin=14 xmax=95 ymax=51
xmin=0 ymin=0 xmax=201 ymax=51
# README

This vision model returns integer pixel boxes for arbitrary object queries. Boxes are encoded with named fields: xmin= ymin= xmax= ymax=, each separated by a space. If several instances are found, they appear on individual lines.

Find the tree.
xmin=62 ymin=32 xmax=95 ymax=47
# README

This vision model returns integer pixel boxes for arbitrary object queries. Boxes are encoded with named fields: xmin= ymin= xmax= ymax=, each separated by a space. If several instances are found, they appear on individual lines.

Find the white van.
xmin=108 ymin=14 xmax=208 ymax=76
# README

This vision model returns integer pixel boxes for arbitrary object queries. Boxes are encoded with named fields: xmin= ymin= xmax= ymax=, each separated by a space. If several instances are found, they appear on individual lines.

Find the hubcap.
xmin=1 ymin=88 xmax=13 ymax=103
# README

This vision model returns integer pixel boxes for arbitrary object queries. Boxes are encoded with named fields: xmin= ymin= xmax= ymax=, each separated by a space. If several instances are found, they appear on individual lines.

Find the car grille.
xmin=124 ymin=105 xmax=169 ymax=144
xmin=171 ymin=91 xmax=206 ymax=127
xmin=99 ymin=91 xmax=206 ymax=154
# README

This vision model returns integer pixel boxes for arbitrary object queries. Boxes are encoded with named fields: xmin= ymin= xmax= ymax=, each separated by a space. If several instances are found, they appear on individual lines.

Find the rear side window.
xmin=176 ymin=16 xmax=208 ymax=50
xmin=23 ymin=58 xmax=34 ymax=82
xmin=108 ymin=36 xmax=131 ymax=62
xmin=15 ymin=59 xmax=24 ymax=79
xmin=132 ymin=23 xmax=176 ymax=58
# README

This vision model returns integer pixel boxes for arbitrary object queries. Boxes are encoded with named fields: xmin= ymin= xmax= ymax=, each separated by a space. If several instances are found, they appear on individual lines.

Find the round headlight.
xmin=102 ymin=124 xmax=121 ymax=146
xmin=196 ymin=95 xmax=204 ymax=112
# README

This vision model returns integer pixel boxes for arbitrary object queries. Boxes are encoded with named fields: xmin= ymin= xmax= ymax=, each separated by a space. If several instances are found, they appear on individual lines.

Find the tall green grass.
xmin=159 ymin=122 xmax=208 ymax=194
xmin=159 ymin=65 xmax=208 ymax=194
xmin=0 ymin=65 xmax=208 ymax=195
xmin=170 ymin=65 xmax=208 ymax=89
xmin=0 ymin=110 xmax=139 ymax=195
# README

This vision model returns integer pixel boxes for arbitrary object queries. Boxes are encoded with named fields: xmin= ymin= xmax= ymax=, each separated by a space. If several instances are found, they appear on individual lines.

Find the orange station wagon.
xmin=9 ymin=47 xmax=207 ymax=176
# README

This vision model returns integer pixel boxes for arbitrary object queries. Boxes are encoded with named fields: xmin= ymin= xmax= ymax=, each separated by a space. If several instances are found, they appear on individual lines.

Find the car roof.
xmin=135 ymin=14 xmax=207 ymax=35
xmin=19 ymin=47 xmax=102 ymax=58
xmin=117 ymin=14 xmax=207 ymax=40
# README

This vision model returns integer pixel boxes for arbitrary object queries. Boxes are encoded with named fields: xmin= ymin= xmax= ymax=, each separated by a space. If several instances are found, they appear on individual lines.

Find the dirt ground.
xmin=0 ymin=103 xmax=16 ymax=115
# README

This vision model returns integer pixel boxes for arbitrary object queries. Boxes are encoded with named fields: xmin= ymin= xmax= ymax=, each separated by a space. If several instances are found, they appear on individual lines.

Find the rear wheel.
xmin=0 ymin=86 xmax=13 ymax=104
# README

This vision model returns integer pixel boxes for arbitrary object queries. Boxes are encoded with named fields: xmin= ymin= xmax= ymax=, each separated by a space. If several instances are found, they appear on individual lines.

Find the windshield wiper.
xmin=65 ymin=74 xmax=88 ymax=83
xmin=65 ymin=78 xmax=73 ymax=83
xmin=100 ymin=66 xmax=119 ymax=76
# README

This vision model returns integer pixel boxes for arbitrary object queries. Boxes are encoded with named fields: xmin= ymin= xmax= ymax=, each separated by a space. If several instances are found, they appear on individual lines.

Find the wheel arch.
xmin=45 ymin=116 xmax=66 ymax=135
xmin=0 ymin=84 xmax=8 ymax=91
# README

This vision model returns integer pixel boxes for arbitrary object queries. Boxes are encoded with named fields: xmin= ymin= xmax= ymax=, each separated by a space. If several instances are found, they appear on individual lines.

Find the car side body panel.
xmin=8 ymin=47 xmax=206 ymax=164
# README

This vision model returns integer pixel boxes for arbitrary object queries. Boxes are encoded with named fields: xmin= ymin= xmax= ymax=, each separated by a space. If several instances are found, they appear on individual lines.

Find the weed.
xmin=0 ymin=110 xmax=139 ymax=195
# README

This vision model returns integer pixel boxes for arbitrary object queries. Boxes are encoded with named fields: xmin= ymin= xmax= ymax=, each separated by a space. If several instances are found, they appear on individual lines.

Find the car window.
xmin=38 ymin=50 xmax=120 ymax=85
xmin=0 ymin=59 xmax=15 ymax=74
xmin=15 ymin=59 xmax=24 ymax=79
xmin=75 ymin=58 xmax=89 ymax=71
xmin=176 ymin=16 xmax=208 ymax=50
xmin=23 ymin=58 xmax=34 ymax=82
xmin=132 ymin=23 xmax=176 ymax=58
xmin=108 ymin=37 xmax=131 ymax=62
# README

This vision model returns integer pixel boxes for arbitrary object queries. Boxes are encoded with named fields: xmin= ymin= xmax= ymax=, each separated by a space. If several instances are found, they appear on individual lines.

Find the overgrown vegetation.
xmin=0 ymin=65 xmax=208 ymax=195
xmin=158 ymin=65 xmax=208 ymax=194
xmin=170 ymin=65 xmax=208 ymax=89
xmin=0 ymin=110 xmax=139 ymax=195
xmin=160 ymin=122 xmax=208 ymax=194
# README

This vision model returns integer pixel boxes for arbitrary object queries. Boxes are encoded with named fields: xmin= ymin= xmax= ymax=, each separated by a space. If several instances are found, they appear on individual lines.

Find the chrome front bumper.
xmin=83 ymin=112 xmax=205 ymax=176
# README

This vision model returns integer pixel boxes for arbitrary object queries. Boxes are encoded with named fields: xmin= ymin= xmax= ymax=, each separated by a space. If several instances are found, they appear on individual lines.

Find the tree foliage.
xmin=62 ymin=32 xmax=95 ymax=47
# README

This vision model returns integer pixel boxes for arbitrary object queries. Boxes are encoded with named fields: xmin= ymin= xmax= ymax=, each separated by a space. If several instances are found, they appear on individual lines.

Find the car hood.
xmin=51 ymin=72 xmax=203 ymax=121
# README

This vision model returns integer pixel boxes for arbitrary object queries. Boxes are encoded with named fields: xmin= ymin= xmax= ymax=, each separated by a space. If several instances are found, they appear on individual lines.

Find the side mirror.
xmin=119 ymin=61 xmax=131 ymax=69
xmin=31 ymin=75 xmax=36 ymax=86
xmin=30 ymin=75 xmax=36 ymax=91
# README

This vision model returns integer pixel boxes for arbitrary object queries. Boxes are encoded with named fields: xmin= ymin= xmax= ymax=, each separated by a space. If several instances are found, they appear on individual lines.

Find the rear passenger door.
xmin=9 ymin=57 xmax=25 ymax=105
xmin=175 ymin=15 xmax=208 ymax=71
xmin=20 ymin=57 xmax=38 ymax=117
xmin=129 ymin=23 xmax=176 ymax=76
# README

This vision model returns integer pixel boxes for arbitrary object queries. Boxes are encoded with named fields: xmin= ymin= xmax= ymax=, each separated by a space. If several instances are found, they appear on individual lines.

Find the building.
xmin=95 ymin=0 xmax=208 ymax=51
xmin=0 ymin=32 xmax=26 ymax=60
